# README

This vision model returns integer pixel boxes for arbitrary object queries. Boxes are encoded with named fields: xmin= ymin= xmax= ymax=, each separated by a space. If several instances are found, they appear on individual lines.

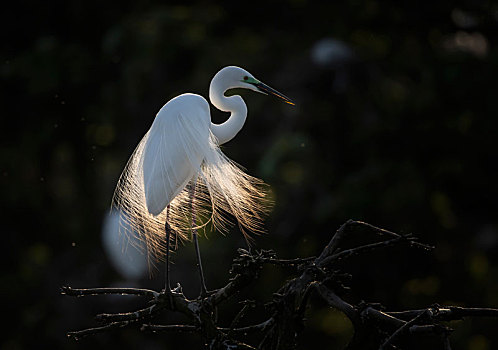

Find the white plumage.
xmin=143 ymin=94 xmax=210 ymax=216
xmin=112 ymin=66 xmax=293 ymax=266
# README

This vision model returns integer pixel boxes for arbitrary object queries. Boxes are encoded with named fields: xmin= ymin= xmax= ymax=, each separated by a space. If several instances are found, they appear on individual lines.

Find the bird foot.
xmin=162 ymin=283 xmax=183 ymax=309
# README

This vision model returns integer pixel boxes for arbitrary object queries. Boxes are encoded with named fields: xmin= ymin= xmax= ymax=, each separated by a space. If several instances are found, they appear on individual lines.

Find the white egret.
xmin=112 ymin=66 xmax=294 ymax=295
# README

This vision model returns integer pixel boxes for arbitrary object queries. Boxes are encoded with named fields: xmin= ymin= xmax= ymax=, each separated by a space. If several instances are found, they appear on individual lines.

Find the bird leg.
xmin=165 ymin=205 xmax=172 ymax=293
xmin=190 ymin=181 xmax=208 ymax=298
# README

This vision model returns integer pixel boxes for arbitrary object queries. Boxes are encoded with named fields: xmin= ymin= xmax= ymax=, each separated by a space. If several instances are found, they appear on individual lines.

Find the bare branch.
xmin=61 ymin=286 xmax=159 ymax=298
xmin=314 ymin=283 xmax=358 ymax=323
xmin=67 ymin=321 xmax=136 ymax=340
xmin=263 ymin=256 xmax=316 ymax=267
xmin=61 ymin=220 xmax=497 ymax=349
xmin=141 ymin=324 xmax=197 ymax=333
xmin=379 ymin=308 xmax=433 ymax=350
xmin=316 ymin=219 xmax=354 ymax=262
xmin=320 ymin=235 xmax=417 ymax=266
xmin=96 ymin=304 xmax=159 ymax=323
xmin=387 ymin=306 xmax=498 ymax=322
xmin=227 ymin=301 xmax=255 ymax=337
xmin=220 ymin=318 xmax=274 ymax=334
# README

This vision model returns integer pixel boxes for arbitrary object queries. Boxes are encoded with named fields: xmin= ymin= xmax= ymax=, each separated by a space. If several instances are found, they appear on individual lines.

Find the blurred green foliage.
xmin=2 ymin=1 xmax=498 ymax=349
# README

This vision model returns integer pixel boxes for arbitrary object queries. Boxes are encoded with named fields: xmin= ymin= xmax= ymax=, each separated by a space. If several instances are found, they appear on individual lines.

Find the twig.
xmin=61 ymin=286 xmax=159 ymax=298
xmin=320 ymin=235 xmax=415 ymax=266
xmin=349 ymin=220 xmax=403 ymax=239
xmin=67 ymin=321 xmax=135 ymax=340
xmin=445 ymin=306 xmax=498 ymax=319
xmin=220 ymin=318 xmax=274 ymax=334
xmin=96 ymin=304 xmax=159 ymax=322
xmin=379 ymin=308 xmax=433 ymax=350
xmin=228 ymin=302 xmax=255 ymax=337
xmin=263 ymin=256 xmax=316 ymax=266
xmin=387 ymin=306 xmax=498 ymax=322
xmin=141 ymin=324 xmax=197 ymax=333
xmin=316 ymin=219 xmax=354 ymax=262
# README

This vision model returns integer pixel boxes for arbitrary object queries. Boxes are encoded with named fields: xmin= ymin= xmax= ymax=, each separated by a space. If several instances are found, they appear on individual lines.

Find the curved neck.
xmin=209 ymin=78 xmax=247 ymax=145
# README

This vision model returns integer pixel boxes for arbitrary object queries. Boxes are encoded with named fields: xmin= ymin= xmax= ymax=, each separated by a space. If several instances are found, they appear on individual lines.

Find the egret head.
xmin=213 ymin=66 xmax=295 ymax=105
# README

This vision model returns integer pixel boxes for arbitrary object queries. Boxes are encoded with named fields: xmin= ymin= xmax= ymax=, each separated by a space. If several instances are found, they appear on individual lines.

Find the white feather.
xmin=112 ymin=83 xmax=271 ymax=265
xmin=143 ymin=94 xmax=210 ymax=215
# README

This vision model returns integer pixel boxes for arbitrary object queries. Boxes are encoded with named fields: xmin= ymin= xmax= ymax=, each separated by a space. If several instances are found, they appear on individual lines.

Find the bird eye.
xmin=243 ymin=76 xmax=249 ymax=81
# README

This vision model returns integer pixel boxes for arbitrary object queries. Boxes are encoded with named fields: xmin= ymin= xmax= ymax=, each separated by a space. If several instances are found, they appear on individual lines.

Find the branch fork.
xmin=62 ymin=220 xmax=497 ymax=349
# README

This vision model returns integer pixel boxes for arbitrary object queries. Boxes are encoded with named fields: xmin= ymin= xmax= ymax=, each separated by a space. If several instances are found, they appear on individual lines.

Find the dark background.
xmin=2 ymin=1 xmax=498 ymax=349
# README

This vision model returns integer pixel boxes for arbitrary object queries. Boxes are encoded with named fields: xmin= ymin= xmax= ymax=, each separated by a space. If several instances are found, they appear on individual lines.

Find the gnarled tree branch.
xmin=62 ymin=220 xmax=498 ymax=349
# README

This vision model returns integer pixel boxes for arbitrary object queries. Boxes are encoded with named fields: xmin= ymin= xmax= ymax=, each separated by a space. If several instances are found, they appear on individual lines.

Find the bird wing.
xmin=143 ymin=96 xmax=211 ymax=216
